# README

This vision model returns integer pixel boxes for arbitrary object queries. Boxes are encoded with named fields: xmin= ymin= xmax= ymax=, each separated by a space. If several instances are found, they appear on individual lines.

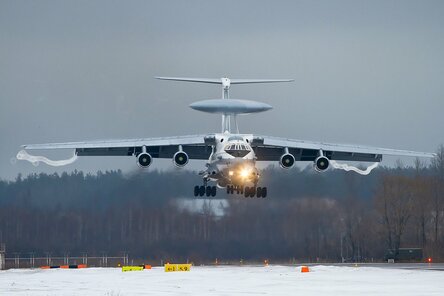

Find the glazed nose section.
xmin=224 ymin=141 xmax=252 ymax=158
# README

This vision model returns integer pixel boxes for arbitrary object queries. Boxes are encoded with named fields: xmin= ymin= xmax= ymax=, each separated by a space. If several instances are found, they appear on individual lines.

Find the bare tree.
xmin=340 ymin=173 xmax=366 ymax=261
xmin=375 ymin=175 xmax=415 ymax=254
xmin=430 ymin=145 xmax=444 ymax=244
xmin=411 ymin=162 xmax=431 ymax=247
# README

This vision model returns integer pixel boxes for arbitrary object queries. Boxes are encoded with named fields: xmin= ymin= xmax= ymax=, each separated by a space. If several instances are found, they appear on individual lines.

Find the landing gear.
xmin=256 ymin=187 xmax=267 ymax=198
xmin=226 ymin=185 xmax=244 ymax=195
xmin=194 ymin=185 xmax=216 ymax=197
xmin=226 ymin=185 xmax=267 ymax=198
xmin=206 ymin=185 xmax=216 ymax=197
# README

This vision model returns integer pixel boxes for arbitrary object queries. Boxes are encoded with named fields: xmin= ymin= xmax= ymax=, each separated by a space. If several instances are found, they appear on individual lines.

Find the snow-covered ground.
xmin=1 ymin=265 xmax=443 ymax=295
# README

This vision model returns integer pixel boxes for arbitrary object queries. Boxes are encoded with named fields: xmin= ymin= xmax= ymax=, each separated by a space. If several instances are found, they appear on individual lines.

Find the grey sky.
xmin=1 ymin=0 xmax=443 ymax=180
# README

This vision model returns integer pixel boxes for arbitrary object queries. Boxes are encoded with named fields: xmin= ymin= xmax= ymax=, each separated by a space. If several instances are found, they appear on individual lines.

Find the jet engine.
xmin=314 ymin=156 xmax=329 ymax=172
xmin=280 ymin=153 xmax=295 ymax=169
xmin=137 ymin=152 xmax=152 ymax=168
xmin=173 ymin=151 xmax=189 ymax=167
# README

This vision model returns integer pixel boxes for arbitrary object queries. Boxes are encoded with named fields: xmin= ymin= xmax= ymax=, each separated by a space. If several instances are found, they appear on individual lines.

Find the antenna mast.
xmin=221 ymin=78 xmax=231 ymax=133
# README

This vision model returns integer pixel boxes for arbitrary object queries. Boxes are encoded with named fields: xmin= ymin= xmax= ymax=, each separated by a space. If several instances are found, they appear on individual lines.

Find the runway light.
xmin=427 ymin=257 xmax=432 ymax=263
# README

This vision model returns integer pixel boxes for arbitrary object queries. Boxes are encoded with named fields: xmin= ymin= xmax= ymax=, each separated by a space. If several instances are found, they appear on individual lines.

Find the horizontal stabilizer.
xmin=230 ymin=79 xmax=294 ymax=84
xmin=156 ymin=77 xmax=294 ymax=85
xmin=155 ymin=77 xmax=223 ymax=84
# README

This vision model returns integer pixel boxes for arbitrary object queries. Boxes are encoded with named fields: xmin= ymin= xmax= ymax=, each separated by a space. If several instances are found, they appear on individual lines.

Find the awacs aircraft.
xmin=18 ymin=77 xmax=435 ymax=198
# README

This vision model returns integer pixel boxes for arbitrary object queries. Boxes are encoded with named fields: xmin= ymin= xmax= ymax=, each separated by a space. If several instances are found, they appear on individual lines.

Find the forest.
xmin=0 ymin=145 xmax=443 ymax=264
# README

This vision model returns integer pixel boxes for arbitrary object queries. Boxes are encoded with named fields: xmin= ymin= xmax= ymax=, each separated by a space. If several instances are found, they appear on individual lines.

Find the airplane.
xmin=17 ymin=77 xmax=436 ymax=198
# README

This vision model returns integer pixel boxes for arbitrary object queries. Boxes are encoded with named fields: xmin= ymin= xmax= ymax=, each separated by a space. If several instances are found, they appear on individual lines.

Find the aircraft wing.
xmin=22 ymin=135 xmax=213 ymax=160
xmin=252 ymin=135 xmax=436 ymax=162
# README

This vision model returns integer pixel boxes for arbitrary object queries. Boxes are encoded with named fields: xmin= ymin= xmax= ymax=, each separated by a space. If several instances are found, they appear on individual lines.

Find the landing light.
xmin=229 ymin=170 xmax=234 ymax=176
xmin=240 ymin=168 xmax=250 ymax=179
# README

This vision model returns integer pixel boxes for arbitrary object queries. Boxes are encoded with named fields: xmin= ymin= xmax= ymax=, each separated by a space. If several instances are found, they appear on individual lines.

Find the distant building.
xmin=384 ymin=248 xmax=423 ymax=262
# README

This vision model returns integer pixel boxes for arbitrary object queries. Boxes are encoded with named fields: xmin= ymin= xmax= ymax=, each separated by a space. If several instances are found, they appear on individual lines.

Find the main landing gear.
xmin=194 ymin=185 xmax=217 ymax=197
xmin=226 ymin=185 xmax=267 ymax=198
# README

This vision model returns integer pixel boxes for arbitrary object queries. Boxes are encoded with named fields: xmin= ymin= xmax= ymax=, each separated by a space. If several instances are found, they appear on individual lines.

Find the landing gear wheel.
xmin=262 ymin=187 xmax=267 ymax=198
xmin=199 ymin=185 xmax=205 ymax=197
xmin=211 ymin=186 xmax=217 ymax=197
xmin=194 ymin=186 xmax=199 ymax=197
xmin=244 ymin=187 xmax=249 ymax=198
xmin=250 ymin=187 xmax=256 ymax=198
xmin=256 ymin=187 xmax=262 ymax=198
xmin=206 ymin=186 xmax=212 ymax=197
xmin=244 ymin=187 xmax=256 ymax=198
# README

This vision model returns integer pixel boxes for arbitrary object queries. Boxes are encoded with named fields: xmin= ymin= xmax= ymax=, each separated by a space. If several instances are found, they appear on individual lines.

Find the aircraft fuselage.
xmin=204 ymin=133 xmax=259 ymax=188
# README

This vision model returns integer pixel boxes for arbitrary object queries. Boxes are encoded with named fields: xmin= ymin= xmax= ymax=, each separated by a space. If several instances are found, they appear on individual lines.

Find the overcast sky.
xmin=1 ymin=0 xmax=443 ymax=180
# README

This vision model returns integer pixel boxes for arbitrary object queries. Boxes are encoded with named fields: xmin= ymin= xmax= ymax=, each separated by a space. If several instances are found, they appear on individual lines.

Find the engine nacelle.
xmin=280 ymin=153 xmax=295 ymax=169
xmin=314 ymin=156 xmax=329 ymax=172
xmin=173 ymin=151 xmax=189 ymax=167
xmin=137 ymin=152 xmax=152 ymax=168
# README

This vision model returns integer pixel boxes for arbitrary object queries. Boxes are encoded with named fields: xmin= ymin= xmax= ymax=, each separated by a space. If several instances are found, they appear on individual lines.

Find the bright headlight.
xmin=240 ymin=168 xmax=250 ymax=178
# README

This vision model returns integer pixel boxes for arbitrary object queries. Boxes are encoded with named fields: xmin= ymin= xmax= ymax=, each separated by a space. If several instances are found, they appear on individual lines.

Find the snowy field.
xmin=1 ymin=265 xmax=443 ymax=296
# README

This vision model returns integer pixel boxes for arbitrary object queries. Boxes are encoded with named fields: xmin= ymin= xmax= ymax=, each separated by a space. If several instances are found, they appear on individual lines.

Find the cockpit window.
xmin=228 ymin=136 xmax=244 ymax=141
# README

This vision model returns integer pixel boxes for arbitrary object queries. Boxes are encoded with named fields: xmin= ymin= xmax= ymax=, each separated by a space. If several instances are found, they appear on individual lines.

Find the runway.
xmin=1 ymin=264 xmax=443 ymax=295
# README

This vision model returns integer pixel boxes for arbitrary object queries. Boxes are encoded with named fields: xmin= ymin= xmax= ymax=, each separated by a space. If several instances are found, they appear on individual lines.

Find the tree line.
xmin=0 ymin=145 xmax=443 ymax=263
